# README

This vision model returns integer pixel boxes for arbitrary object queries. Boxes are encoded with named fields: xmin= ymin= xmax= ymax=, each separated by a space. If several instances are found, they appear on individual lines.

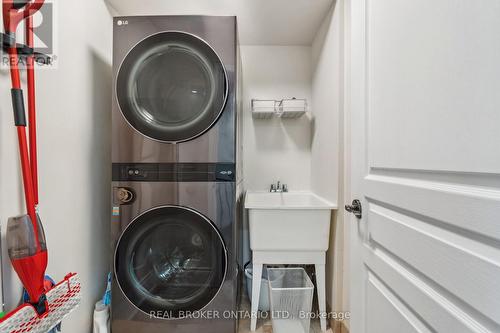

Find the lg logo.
xmin=117 ymin=20 xmax=129 ymax=26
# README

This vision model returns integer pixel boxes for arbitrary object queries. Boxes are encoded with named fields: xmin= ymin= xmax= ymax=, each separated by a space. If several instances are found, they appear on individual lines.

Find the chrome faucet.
xmin=270 ymin=181 xmax=288 ymax=193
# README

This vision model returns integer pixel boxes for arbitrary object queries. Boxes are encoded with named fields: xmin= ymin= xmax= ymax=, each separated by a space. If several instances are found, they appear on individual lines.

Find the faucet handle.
xmin=270 ymin=184 xmax=276 ymax=192
xmin=282 ymin=184 xmax=288 ymax=192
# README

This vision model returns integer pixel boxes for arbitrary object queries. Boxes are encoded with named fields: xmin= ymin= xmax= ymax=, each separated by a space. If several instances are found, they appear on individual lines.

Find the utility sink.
xmin=245 ymin=191 xmax=337 ymax=252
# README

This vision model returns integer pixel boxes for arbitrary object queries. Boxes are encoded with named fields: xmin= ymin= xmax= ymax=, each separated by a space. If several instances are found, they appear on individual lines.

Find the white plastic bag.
xmin=93 ymin=300 xmax=110 ymax=333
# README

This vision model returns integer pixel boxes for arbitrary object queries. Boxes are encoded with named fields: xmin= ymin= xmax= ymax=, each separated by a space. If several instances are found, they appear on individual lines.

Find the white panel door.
xmin=348 ymin=1 xmax=500 ymax=332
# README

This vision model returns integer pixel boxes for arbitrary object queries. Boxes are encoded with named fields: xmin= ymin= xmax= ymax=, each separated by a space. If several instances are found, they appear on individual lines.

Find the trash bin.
xmin=267 ymin=268 xmax=314 ymax=333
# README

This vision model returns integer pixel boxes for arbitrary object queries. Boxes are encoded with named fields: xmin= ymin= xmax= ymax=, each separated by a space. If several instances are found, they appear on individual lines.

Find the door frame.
xmin=345 ymin=0 xmax=369 ymax=332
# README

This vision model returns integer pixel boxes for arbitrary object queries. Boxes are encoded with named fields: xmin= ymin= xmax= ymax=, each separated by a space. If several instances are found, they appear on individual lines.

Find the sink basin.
xmin=245 ymin=191 xmax=336 ymax=251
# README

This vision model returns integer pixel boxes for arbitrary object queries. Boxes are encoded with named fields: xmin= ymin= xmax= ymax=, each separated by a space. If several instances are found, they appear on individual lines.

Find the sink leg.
xmin=315 ymin=264 xmax=327 ymax=332
xmin=250 ymin=262 xmax=263 ymax=331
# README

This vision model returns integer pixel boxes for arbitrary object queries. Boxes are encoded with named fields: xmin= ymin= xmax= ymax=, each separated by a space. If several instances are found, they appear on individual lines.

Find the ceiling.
xmin=105 ymin=0 xmax=334 ymax=45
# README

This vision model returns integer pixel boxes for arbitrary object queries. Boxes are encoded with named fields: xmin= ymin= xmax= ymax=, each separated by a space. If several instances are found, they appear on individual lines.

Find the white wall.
xmin=0 ymin=0 xmax=112 ymax=331
xmin=241 ymin=16 xmax=349 ymax=325
xmin=241 ymin=46 xmax=313 ymax=191
xmin=311 ymin=0 xmax=350 ymax=328
xmin=239 ymin=45 xmax=313 ymax=266
xmin=311 ymin=4 xmax=341 ymax=205
xmin=103 ymin=0 xmax=333 ymax=46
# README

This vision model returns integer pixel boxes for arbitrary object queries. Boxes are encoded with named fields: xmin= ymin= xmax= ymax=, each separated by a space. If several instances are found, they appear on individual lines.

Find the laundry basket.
xmin=267 ymin=268 xmax=314 ymax=333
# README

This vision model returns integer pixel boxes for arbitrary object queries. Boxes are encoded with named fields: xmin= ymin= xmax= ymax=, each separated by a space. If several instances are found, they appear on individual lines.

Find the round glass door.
xmin=115 ymin=206 xmax=227 ymax=318
xmin=116 ymin=31 xmax=228 ymax=143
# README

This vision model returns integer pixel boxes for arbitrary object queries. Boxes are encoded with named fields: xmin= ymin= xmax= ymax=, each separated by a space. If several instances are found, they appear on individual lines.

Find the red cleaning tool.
xmin=0 ymin=274 xmax=81 ymax=333
xmin=0 ymin=1 xmax=81 ymax=330
xmin=2 ymin=0 xmax=48 ymax=313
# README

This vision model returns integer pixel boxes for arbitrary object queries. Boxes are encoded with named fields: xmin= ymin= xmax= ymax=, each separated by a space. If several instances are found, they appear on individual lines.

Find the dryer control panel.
xmin=112 ymin=163 xmax=236 ymax=182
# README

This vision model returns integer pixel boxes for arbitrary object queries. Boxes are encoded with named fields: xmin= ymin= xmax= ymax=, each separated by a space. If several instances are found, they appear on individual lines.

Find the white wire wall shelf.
xmin=251 ymin=98 xmax=307 ymax=119
xmin=251 ymin=99 xmax=277 ymax=119
xmin=278 ymin=98 xmax=307 ymax=118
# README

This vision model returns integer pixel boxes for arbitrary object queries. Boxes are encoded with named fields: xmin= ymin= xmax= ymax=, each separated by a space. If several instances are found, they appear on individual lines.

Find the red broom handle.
xmin=3 ymin=0 xmax=44 ymax=251
xmin=26 ymin=15 xmax=39 ymax=205
xmin=8 ymin=48 xmax=38 ymax=237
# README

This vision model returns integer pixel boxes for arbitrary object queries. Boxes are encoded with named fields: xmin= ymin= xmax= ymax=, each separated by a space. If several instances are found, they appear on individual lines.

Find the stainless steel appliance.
xmin=111 ymin=179 xmax=238 ymax=333
xmin=111 ymin=16 xmax=241 ymax=333
xmin=112 ymin=15 xmax=239 ymax=164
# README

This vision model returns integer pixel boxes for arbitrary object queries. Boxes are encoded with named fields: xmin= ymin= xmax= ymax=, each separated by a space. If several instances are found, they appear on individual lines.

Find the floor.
xmin=237 ymin=292 xmax=330 ymax=333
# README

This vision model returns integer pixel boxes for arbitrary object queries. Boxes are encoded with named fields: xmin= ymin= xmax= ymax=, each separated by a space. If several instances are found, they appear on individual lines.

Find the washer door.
xmin=116 ymin=31 xmax=228 ymax=143
xmin=115 ymin=206 xmax=227 ymax=318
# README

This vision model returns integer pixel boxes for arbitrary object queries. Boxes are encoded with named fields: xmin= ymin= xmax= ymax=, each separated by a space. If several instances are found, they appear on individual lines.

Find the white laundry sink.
xmin=245 ymin=191 xmax=336 ymax=251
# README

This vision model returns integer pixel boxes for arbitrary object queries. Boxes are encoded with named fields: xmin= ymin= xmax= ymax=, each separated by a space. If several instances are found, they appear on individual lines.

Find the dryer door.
xmin=116 ymin=31 xmax=228 ymax=143
xmin=115 ymin=206 xmax=227 ymax=318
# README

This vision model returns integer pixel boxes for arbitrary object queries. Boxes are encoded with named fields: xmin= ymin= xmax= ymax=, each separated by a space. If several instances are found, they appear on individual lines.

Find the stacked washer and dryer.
xmin=110 ymin=16 xmax=242 ymax=333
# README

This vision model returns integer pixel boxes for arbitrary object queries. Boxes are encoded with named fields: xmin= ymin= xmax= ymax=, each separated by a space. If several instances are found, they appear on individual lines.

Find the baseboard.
xmin=326 ymin=302 xmax=349 ymax=333
xmin=330 ymin=319 xmax=349 ymax=333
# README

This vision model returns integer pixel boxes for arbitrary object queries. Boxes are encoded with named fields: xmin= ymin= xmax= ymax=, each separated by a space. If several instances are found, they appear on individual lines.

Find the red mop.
xmin=0 ymin=1 xmax=81 ymax=331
